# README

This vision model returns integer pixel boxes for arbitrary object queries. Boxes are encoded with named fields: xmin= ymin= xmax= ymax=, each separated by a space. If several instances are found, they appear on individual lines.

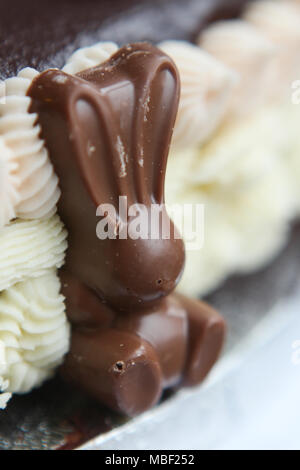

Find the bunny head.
xmin=28 ymin=43 xmax=185 ymax=311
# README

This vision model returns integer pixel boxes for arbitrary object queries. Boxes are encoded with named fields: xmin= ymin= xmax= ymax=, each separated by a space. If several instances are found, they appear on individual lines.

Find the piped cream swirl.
xmin=0 ymin=348 xmax=11 ymax=409
xmin=0 ymin=215 xmax=67 ymax=292
xmin=63 ymin=41 xmax=118 ymax=74
xmin=244 ymin=0 xmax=300 ymax=96
xmin=0 ymin=137 xmax=19 ymax=227
xmin=0 ymin=68 xmax=60 ymax=227
xmin=159 ymin=40 xmax=238 ymax=149
xmin=199 ymin=20 xmax=277 ymax=115
xmin=0 ymin=272 xmax=70 ymax=394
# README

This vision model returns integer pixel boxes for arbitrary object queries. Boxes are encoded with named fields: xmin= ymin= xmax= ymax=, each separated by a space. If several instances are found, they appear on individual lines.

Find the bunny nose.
xmin=101 ymin=234 xmax=186 ymax=312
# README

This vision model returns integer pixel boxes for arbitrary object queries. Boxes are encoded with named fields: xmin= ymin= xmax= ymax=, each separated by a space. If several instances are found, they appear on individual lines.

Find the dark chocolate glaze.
xmin=0 ymin=0 xmax=251 ymax=80
xmin=28 ymin=43 xmax=226 ymax=416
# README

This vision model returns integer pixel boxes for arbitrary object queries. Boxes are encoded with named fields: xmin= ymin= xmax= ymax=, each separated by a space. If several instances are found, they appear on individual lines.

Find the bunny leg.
xmin=59 ymin=272 xmax=163 ymax=415
xmin=175 ymin=294 xmax=226 ymax=387
xmin=114 ymin=295 xmax=188 ymax=389
xmin=61 ymin=327 xmax=163 ymax=417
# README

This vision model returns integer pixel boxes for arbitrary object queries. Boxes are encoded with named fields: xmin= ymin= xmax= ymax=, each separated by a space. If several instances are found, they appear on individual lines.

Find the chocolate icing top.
xmin=28 ymin=43 xmax=185 ymax=311
xmin=0 ymin=0 xmax=251 ymax=80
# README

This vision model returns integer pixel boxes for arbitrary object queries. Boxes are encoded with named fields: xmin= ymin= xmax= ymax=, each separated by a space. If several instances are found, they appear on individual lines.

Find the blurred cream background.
xmin=164 ymin=0 xmax=300 ymax=297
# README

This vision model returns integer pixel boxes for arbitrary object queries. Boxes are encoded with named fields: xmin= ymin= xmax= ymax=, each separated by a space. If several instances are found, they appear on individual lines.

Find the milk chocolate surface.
xmin=28 ymin=43 xmax=226 ymax=415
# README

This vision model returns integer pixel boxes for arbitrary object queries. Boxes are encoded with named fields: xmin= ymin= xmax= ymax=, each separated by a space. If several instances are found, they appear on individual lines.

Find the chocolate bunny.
xmin=28 ymin=43 xmax=225 ymax=416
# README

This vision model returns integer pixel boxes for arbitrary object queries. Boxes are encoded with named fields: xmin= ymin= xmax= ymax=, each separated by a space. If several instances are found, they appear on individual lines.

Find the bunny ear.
xmin=120 ymin=43 xmax=180 ymax=205
xmin=77 ymin=43 xmax=180 ymax=206
xmin=28 ymin=44 xmax=179 ymax=217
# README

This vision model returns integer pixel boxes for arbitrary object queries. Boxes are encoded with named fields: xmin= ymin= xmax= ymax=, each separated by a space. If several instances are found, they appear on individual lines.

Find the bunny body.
xmin=61 ymin=273 xmax=224 ymax=416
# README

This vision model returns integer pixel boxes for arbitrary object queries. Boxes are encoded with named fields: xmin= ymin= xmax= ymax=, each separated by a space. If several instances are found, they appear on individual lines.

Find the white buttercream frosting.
xmin=0 ymin=215 xmax=67 ymax=292
xmin=199 ymin=20 xmax=277 ymax=115
xmin=244 ymin=0 xmax=300 ymax=97
xmin=282 ymin=103 xmax=300 ymax=214
xmin=0 ymin=68 xmax=60 ymax=227
xmin=244 ymin=1 xmax=300 ymax=43
xmin=159 ymin=40 xmax=238 ymax=149
xmin=0 ymin=137 xmax=19 ymax=227
xmin=0 ymin=355 xmax=11 ymax=409
xmin=63 ymin=41 xmax=118 ymax=74
xmin=0 ymin=271 xmax=70 ymax=395
xmin=166 ymin=104 xmax=298 ymax=296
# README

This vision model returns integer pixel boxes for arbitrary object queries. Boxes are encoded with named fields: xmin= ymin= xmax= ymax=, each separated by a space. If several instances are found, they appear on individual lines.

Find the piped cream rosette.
xmin=0 ymin=216 xmax=67 ymax=292
xmin=196 ymin=3 xmax=300 ymax=207
xmin=0 ymin=68 xmax=60 ymax=228
xmin=0 ymin=364 xmax=11 ymax=409
xmin=0 ymin=271 xmax=70 ymax=396
xmin=199 ymin=20 xmax=277 ymax=116
xmin=159 ymin=41 xmax=238 ymax=149
xmin=244 ymin=0 xmax=300 ymax=98
xmin=242 ymin=0 xmax=300 ymax=205
xmin=0 ymin=137 xmax=19 ymax=228
xmin=62 ymin=41 xmax=119 ymax=74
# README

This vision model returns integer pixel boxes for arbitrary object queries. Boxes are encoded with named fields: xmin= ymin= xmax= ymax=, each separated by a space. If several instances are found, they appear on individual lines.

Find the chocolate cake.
xmin=1 ymin=0 xmax=300 ymax=450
